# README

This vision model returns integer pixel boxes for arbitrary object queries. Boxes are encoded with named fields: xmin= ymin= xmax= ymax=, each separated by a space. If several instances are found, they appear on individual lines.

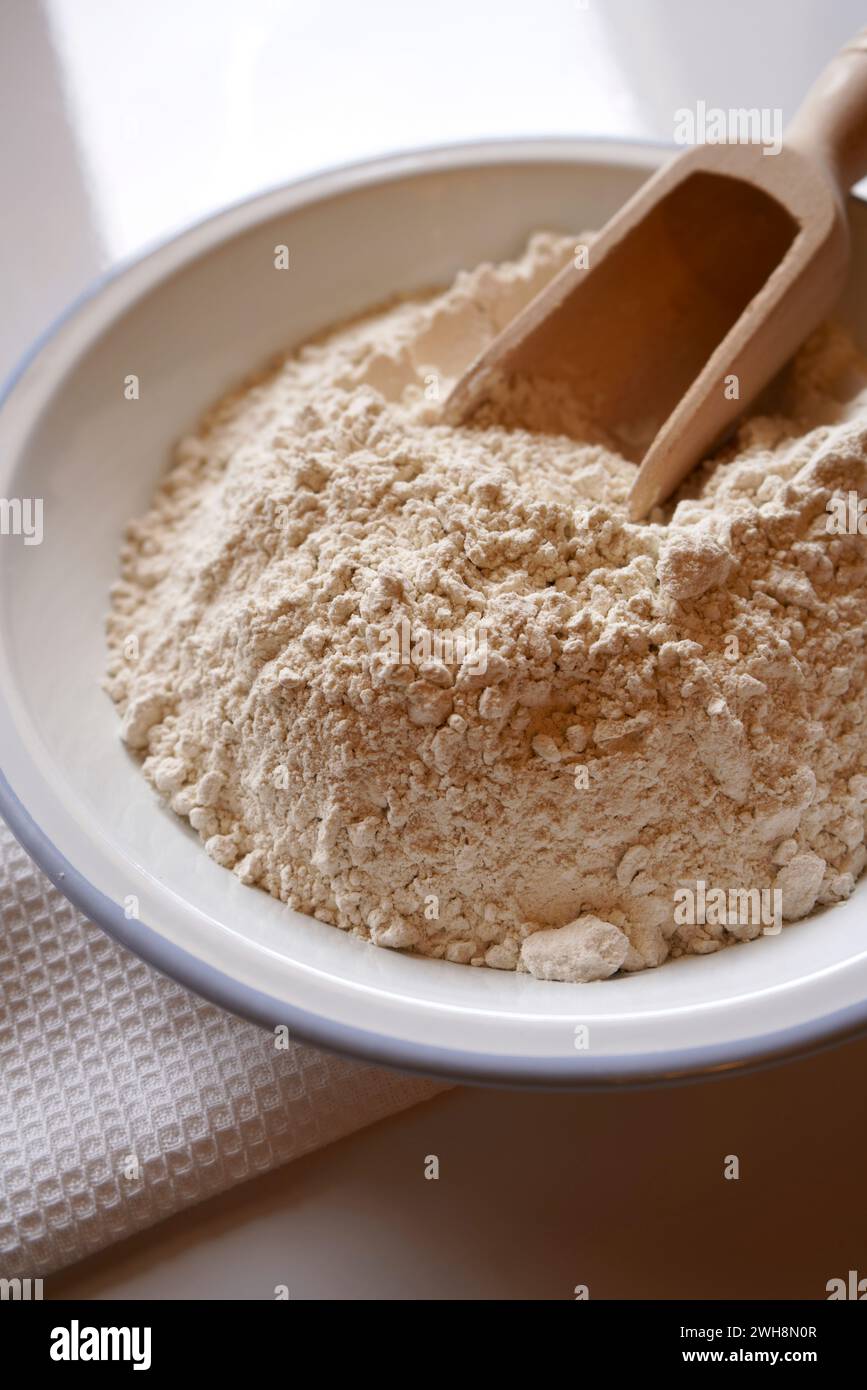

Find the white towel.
xmin=0 ymin=821 xmax=444 ymax=1279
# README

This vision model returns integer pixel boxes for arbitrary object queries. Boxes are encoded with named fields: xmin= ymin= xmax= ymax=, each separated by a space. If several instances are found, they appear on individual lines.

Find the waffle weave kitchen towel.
xmin=0 ymin=820 xmax=444 ymax=1280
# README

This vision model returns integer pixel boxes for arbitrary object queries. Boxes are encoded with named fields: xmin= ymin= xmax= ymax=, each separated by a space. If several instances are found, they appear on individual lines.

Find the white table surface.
xmin=4 ymin=0 xmax=867 ymax=1300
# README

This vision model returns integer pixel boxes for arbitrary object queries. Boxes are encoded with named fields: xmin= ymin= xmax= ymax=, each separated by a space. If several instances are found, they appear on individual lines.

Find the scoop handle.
xmin=786 ymin=27 xmax=867 ymax=190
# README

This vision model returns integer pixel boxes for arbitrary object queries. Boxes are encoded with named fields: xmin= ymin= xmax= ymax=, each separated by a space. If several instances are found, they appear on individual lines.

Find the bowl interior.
xmin=3 ymin=142 xmax=867 ymax=1081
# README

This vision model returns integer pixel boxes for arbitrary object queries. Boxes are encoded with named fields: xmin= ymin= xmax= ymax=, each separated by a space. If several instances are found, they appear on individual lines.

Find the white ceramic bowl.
xmin=3 ymin=139 xmax=867 ymax=1088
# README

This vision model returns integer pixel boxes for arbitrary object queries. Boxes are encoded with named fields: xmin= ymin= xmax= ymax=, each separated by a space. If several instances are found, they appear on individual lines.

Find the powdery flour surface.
xmin=106 ymin=234 xmax=867 ymax=983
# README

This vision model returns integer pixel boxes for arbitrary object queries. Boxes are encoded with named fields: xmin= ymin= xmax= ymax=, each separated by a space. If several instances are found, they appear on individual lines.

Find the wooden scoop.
xmin=445 ymin=29 xmax=867 ymax=519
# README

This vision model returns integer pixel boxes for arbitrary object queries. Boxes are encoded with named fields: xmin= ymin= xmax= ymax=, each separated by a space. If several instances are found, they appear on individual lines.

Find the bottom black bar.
xmin=2 ymin=1297 xmax=863 ymax=1372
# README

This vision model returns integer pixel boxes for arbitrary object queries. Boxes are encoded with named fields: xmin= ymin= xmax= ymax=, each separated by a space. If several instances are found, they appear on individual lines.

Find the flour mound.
xmin=106 ymin=233 xmax=867 ymax=981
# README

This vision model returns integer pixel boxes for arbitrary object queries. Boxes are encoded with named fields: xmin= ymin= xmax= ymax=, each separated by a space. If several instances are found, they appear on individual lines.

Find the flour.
xmin=105 ymin=232 xmax=867 ymax=982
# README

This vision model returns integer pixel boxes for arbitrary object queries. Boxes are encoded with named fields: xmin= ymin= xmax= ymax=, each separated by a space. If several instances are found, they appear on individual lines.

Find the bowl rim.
xmin=3 ymin=134 xmax=867 ymax=1091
